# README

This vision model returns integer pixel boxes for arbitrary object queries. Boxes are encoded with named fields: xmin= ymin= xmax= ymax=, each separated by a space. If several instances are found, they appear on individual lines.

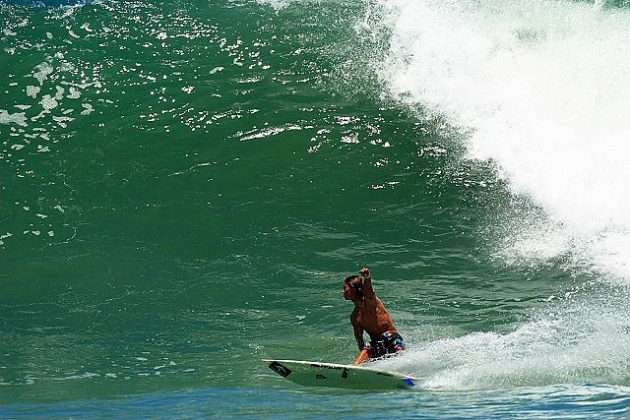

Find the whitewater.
xmin=375 ymin=0 xmax=630 ymax=281
xmin=363 ymin=0 xmax=630 ymax=391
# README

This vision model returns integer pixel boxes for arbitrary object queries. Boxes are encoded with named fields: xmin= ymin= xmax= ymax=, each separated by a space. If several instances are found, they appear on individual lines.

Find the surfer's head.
xmin=343 ymin=275 xmax=364 ymax=301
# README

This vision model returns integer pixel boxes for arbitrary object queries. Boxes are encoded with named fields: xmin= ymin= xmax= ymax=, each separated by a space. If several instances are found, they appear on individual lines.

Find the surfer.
xmin=343 ymin=267 xmax=405 ymax=365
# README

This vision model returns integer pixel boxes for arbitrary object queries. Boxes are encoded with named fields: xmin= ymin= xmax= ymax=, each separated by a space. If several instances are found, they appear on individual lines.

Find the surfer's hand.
xmin=360 ymin=267 xmax=370 ymax=278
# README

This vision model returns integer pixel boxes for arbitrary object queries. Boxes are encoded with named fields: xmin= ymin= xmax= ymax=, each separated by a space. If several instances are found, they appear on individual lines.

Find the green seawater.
xmin=2 ymin=0 xmax=630 ymax=417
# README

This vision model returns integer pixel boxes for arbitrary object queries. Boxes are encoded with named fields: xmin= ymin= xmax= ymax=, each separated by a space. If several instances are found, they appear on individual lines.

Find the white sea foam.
xmin=40 ymin=95 xmax=59 ymax=111
xmin=67 ymin=87 xmax=81 ymax=99
xmin=363 ymin=0 xmax=630 ymax=389
xmin=376 ymin=293 xmax=630 ymax=389
xmin=32 ymin=62 xmax=53 ymax=86
xmin=376 ymin=0 xmax=630 ymax=284
xmin=0 ymin=110 xmax=28 ymax=127
xmin=256 ymin=0 xmax=292 ymax=12
xmin=80 ymin=103 xmax=94 ymax=115
xmin=26 ymin=85 xmax=41 ymax=98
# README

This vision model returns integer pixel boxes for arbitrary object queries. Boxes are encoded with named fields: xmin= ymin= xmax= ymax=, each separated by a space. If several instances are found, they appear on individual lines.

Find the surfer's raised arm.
xmin=359 ymin=267 xmax=375 ymax=299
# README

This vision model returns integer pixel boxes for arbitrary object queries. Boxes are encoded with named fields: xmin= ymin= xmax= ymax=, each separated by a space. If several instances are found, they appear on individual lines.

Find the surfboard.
xmin=263 ymin=359 xmax=417 ymax=390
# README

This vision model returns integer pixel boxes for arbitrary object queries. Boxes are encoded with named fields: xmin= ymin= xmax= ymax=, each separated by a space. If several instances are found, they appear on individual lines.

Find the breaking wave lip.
xmin=355 ymin=0 xmax=630 ymax=389
xmin=372 ymin=0 xmax=630 ymax=284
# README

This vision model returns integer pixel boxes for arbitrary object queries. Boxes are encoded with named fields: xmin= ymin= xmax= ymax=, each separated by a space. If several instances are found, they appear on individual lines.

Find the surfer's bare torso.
xmin=350 ymin=294 xmax=398 ymax=347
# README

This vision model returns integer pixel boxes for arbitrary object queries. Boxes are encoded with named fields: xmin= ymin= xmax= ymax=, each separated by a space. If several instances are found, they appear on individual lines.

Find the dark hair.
xmin=344 ymin=275 xmax=364 ymax=296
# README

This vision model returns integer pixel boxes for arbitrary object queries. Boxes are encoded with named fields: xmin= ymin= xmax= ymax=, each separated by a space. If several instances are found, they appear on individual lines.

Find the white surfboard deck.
xmin=263 ymin=359 xmax=417 ymax=390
